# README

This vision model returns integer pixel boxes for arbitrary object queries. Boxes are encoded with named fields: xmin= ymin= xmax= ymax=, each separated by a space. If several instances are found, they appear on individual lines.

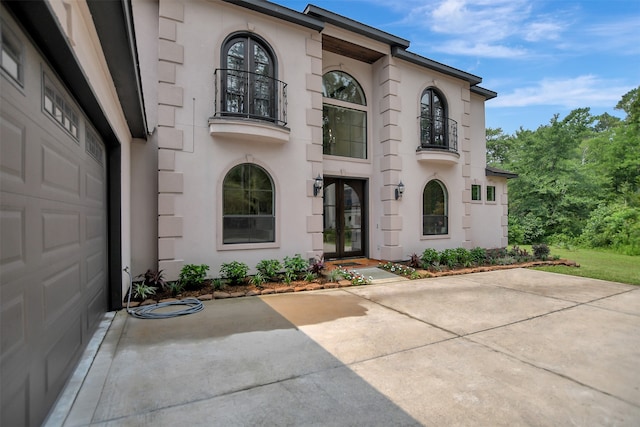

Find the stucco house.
xmin=0 ymin=0 xmax=512 ymax=424
xmin=141 ymin=0 xmax=512 ymax=281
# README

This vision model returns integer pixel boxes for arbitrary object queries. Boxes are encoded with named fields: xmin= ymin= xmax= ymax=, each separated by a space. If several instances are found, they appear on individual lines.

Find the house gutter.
xmin=223 ymin=0 xmax=325 ymax=31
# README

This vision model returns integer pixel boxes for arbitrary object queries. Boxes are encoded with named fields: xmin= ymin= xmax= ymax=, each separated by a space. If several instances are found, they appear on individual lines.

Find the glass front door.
xmin=323 ymin=178 xmax=366 ymax=258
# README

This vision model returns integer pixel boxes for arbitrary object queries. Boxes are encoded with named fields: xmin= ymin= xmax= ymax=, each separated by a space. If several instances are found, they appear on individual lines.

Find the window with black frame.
xmin=423 ymin=179 xmax=448 ymax=235
xmin=223 ymin=163 xmax=275 ymax=244
xmin=221 ymin=35 xmax=276 ymax=122
xmin=322 ymin=71 xmax=367 ymax=159
xmin=420 ymin=88 xmax=454 ymax=150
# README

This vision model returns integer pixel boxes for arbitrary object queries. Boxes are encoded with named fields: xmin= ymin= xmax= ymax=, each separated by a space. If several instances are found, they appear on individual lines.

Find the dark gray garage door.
xmin=1 ymin=14 xmax=108 ymax=426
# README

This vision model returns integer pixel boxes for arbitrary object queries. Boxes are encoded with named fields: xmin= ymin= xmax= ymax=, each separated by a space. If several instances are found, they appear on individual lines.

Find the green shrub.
xmin=179 ymin=264 xmax=209 ymax=289
xmin=454 ymin=247 xmax=471 ymax=267
xmin=532 ymin=243 xmax=551 ymax=260
xmin=469 ymin=247 xmax=486 ymax=265
xmin=326 ymin=268 xmax=342 ymax=282
xmin=212 ymin=278 xmax=224 ymax=290
xmin=440 ymin=248 xmax=458 ymax=268
xmin=250 ymin=272 xmax=266 ymax=288
xmin=220 ymin=261 xmax=248 ymax=285
xmin=283 ymin=254 xmax=309 ymax=279
xmin=256 ymin=259 xmax=282 ymax=281
xmin=168 ymin=281 xmax=184 ymax=296
xmin=132 ymin=282 xmax=156 ymax=300
xmin=421 ymin=248 xmax=440 ymax=268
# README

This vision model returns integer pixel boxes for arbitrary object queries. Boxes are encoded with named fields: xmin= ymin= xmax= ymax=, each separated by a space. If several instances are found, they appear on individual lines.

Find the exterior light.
xmin=313 ymin=174 xmax=323 ymax=196
xmin=395 ymin=181 xmax=405 ymax=200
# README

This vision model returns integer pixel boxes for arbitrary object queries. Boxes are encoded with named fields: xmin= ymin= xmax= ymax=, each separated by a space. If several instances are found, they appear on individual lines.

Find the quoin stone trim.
xmin=378 ymin=56 xmax=403 ymax=261
xmin=157 ymin=0 xmax=185 ymax=280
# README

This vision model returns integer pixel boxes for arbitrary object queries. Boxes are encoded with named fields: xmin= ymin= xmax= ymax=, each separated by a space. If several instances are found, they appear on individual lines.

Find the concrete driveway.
xmin=48 ymin=269 xmax=640 ymax=426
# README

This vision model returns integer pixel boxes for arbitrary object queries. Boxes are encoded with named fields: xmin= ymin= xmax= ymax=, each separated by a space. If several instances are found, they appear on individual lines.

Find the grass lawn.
xmin=523 ymin=245 xmax=640 ymax=286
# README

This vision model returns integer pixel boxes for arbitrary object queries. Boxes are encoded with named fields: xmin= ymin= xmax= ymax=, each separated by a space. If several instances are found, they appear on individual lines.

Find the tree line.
xmin=487 ymin=87 xmax=639 ymax=255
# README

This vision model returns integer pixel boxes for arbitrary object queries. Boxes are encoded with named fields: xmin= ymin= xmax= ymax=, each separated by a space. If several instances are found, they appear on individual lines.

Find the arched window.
xmin=322 ymin=71 xmax=367 ymax=159
xmin=221 ymin=34 xmax=277 ymax=122
xmin=423 ymin=180 xmax=448 ymax=235
xmin=223 ymin=163 xmax=275 ymax=244
xmin=420 ymin=88 xmax=456 ymax=150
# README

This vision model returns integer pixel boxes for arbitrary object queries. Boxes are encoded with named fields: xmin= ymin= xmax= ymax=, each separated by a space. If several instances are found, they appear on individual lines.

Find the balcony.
xmin=209 ymin=69 xmax=289 ymax=144
xmin=416 ymin=116 xmax=459 ymax=165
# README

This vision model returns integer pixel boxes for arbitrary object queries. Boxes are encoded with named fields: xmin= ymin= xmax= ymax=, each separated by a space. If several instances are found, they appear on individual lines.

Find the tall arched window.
xmin=322 ymin=71 xmax=367 ymax=159
xmin=423 ymin=180 xmax=448 ymax=235
xmin=420 ymin=88 xmax=456 ymax=150
xmin=223 ymin=163 xmax=275 ymax=244
xmin=221 ymin=34 xmax=276 ymax=121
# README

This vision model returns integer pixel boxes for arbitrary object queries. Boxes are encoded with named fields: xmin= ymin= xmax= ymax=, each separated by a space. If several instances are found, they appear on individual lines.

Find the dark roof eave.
xmin=486 ymin=166 xmax=518 ymax=179
xmin=87 ymin=0 xmax=148 ymax=138
xmin=304 ymin=4 xmax=410 ymax=49
xmin=471 ymin=86 xmax=497 ymax=100
xmin=223 ymin=0 xmax=325 ymax=31
xmin=392 ymin=47 xmax=482 ymax=86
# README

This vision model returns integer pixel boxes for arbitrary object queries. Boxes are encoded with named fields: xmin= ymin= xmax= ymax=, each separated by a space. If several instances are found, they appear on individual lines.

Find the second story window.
xmin=322 ymin=71 xmax=367 ymax=159
xmin=219 ymin=34 xmax=281 ymax=123
xmin=420 ymin=88 xmax=457 ymax=152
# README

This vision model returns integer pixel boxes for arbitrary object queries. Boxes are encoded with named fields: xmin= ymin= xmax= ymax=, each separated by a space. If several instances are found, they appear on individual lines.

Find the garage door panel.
xmin=0 ymin=205 xmax=26 ymax=269
xmin=1 ymin=372 xmax=29 ymax=427
xmin=42 ymin=261 xmax=82 ymax=326
xmin=41 ymin=142 xmax=81 ymax=199
xmin=1 ymin=12 xmax=109 ymax=425
xmin=85 ymin=170 xmax=105 ymax=206
xmin=0 ymin=111 xmax=26 ymax=183
xmin=42 ymin=209 xmax=81 ymax=254
xmin=44 ymin=315 xmax=82 ymax=394
xmin=1 ymin=294 xmax=26 ymax=358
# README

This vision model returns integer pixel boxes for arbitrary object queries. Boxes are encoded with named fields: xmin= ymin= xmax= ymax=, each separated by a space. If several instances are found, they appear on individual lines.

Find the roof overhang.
xmin=486 ymin=166 xmax=518 ymax=179
xmin=392 ymin=47 xmax=482 ymax=86
xmin=304 ymin=4 xmax=410 ymax=49
xmin=87 ymin=0 xmax=147 ymax=138
xmin=223 ymin=0 xmax=325 ymax=31
xmin=471 ymin=86 xmax=498 ymax=100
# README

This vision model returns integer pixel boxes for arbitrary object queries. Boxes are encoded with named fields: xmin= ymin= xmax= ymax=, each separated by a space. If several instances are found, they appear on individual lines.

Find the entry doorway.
xmin=323 ymin=178 xmax=367 ymax=258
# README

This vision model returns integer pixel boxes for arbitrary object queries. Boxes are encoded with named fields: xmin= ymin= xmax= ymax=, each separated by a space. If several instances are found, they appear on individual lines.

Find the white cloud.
xmin=429 ymin=40 xmax=528 ymax=58
xmin=490 ymin=75 xmax=634 ymax=108
xmin=394 ymin=0 xmax=569 ymax=58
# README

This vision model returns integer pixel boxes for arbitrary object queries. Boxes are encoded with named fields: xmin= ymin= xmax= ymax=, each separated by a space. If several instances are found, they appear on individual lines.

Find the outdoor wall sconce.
xmin=395 ymin=181 xmax=405 ymax=200
xmin=313 ymin=174 xmax=323 ymax=197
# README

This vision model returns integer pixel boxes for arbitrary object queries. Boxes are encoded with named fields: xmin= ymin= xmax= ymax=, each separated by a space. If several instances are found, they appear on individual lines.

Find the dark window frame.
xmin=322 ymin=70 xmax=368 ymax=159
xmin=486 ymin=185 xmax=496 ymax=202
xmin=420 ymin=87 xmax=451 ymax=148
xmin=423 ymin=179 xmax=448 ymax=236
xmin=222 ymin=163 xmax=275 ymax=244
xmin=471 ymin=184 xmax=482 ymax=201
xmin=220 ymin=33 xmax=278 ymax=122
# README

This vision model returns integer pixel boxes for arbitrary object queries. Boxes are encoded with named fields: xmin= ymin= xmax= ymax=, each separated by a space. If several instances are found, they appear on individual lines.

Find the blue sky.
xmin=276 ymin=0 xmax=640 ymax=134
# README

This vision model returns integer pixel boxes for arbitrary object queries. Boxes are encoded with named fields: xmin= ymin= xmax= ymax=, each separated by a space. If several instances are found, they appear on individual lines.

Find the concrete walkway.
xmin=49 ymin=269 xmax=640 ymax=426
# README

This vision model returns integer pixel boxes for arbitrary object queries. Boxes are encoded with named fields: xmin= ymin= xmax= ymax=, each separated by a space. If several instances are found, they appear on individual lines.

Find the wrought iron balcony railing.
xmin=213 ymin=68 xmax=287 ymax=127
xmin=418 ymin=116 xmax=458 ymax=153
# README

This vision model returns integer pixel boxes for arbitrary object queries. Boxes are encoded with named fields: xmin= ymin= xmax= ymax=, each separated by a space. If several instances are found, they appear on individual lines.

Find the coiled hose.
xmin=124 ymin=267 xmax=204 ymax=319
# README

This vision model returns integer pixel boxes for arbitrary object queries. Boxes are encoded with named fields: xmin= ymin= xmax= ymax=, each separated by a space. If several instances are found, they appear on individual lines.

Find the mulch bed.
xmin=127 ymin=259 xmax=578 ymax=307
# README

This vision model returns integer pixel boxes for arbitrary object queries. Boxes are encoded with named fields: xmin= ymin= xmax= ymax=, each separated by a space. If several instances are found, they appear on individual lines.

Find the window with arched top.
xmin=221 ymin=34 xmax=279 ymax=122
xmin=423 ymin=180 xmax=448 ymax=235
xmin=420 ymin=88 xmax=456 ymax=151
xmin=322 ymin=71 xmax=367 ymax=159
xmin=223 ymin=163 xmax=275 ymax=244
